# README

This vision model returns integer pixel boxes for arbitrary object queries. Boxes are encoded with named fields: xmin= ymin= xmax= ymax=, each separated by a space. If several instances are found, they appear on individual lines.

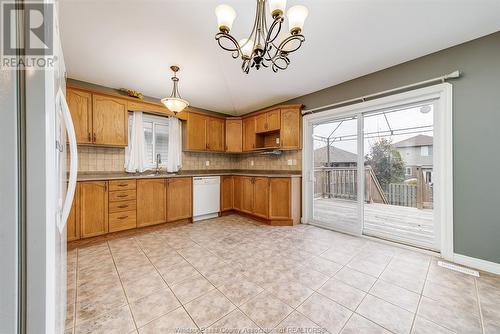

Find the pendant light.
xmin=161 ymin=65 xmax=189 ymax=114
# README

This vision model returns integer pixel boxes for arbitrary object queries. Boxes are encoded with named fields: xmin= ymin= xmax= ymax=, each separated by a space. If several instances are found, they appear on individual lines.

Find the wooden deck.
xmin=313 ymin=198 xmax=436 ymax=250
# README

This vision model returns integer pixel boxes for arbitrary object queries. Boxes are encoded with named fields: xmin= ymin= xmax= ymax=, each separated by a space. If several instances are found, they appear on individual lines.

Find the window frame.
xmin=127 ymin=112 xmax=170 ymax=169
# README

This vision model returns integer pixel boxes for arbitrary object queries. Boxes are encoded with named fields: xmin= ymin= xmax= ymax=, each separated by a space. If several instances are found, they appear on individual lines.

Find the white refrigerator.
xmin=46 ymin=3 xmax=79 ymax=333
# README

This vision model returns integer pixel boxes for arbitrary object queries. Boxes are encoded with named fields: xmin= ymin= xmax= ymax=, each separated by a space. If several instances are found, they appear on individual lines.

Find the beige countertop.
xmin=75 ymin=169 xmax=302 ymax=181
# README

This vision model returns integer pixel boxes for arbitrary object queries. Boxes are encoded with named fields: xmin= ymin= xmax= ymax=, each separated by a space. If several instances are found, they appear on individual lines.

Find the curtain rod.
xmin=301 ymin=70 xmax=461 ymax=116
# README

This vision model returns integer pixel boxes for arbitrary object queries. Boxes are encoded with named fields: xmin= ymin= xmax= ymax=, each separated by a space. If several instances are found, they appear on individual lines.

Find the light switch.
xmin=250 ymin=160 xmax=254 ymax=166
xmin=287 ymin=159 xmax=293 ymax=165
xmin=205 ymin=160 xmax=210 ymax=166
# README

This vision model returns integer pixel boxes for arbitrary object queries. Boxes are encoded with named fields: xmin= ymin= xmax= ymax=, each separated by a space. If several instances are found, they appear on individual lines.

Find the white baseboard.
xmin=453 ymin=253 xmax=500 ymax=276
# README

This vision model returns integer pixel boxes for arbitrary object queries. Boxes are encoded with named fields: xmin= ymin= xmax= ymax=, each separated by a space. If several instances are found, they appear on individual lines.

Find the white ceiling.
xmin=59 ymin=0 xmax=500 ymax=115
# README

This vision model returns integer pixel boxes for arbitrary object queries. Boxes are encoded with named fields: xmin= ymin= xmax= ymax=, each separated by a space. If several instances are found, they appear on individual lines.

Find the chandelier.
xmin=215 ymin=0 xmax=308 ymax=73
xmin=161 ymin=65 xmax=189 ymax=114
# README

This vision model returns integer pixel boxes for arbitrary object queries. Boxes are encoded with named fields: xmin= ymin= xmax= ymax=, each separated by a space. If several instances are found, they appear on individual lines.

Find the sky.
xmin=313 ymin=104 xmax=434 ymax=156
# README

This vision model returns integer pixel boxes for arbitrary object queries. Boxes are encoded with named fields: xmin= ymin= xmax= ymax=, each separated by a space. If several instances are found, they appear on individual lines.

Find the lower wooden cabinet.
xmin=233 ymin=176 xmax=243 ymax=211
xmin=67 ymin=183 xmax=80 ymax=241
xmin=137 ymin=179 xmax=166 ymax=227
xmin=253 ymin=177 xmax=269 ymax=219
xmin=241 ymin=176 xmax=254 ymax=214
xmin=224 ymin=176 xmax=301 ymax=225
xmin=80 ymin=181 xmax=108 ymax=238
xmin=220 ymin=176 xmax=234 ymax=211
xmin=167 ymin=177 xmax=192 ymax=222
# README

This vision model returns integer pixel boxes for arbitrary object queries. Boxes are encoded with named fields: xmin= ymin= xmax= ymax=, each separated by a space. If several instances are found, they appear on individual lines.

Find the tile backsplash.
xmin=72 ymin=146 xmax=301 ymax=172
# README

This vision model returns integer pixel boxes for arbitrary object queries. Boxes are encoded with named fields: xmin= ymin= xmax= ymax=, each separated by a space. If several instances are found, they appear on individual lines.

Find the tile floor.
xmin=65 ymin=215 xmax=500 ymax=334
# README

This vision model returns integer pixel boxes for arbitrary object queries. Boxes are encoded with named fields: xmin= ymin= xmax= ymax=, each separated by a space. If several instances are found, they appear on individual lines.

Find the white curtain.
xmin=125 ymin=111 xmax=147 ymax=173
xmin=167 ymin=116 xmax=182 ymax=172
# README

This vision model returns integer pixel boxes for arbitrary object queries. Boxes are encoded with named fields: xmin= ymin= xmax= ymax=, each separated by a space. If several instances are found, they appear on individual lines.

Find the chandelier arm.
xmin=265 ymin=16 xmax=283 ymax=48
xmin=215 ymin=32 xmax=242 ymax=59
xmin=277 ymin=34 xmax=306 ymax=54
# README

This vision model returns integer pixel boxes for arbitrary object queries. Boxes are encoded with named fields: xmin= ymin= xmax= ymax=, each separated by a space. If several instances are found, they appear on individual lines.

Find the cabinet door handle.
xmin=87 ymin=132 xmax=91 ymax=142
xmin=117 ymin=205 xmax=128 ymax=209
xmin=117 ymin=216 xmax=128 ymax=220
xmin=117 ymin=184 xmax=128 ymax=187
xmin=117 ymin=194 xmax=128 ymax=198
xmin=104 ymin=182 xmax=107 ymax=191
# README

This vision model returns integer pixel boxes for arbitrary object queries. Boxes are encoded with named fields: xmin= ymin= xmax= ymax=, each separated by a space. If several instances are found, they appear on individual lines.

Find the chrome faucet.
xmin=155 ymin=153 xmax=162 ymax=175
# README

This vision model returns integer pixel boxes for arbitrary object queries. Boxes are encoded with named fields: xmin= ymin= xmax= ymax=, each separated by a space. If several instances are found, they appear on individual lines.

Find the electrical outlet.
xmin=287 ymin=159 xmax=293 ymax=166
xmin=250 ymin=160 xmax=254 ymax=166
xmin=205 ymin=160 xmax=210 ymax=166
xmin=276 ymin=138 xmax=280 ymax=144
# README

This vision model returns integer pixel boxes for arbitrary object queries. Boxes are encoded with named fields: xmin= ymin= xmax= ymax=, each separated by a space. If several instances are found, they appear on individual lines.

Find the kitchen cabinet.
xmin=255 ymin=109 xmax=280 ymax=133
xmin=67 ymin=183 xmax=80 ymax=241
xmin=225 ymin=119 xmax=242 ymax=152
xmin=108 ymin=180 xmax=137 ymax=232
xmin=206 ymin=117 xmax=225 ymax=151
xmin=269 ymin=178 xmax=291 ymax=220
xmin=92 ymin=94 xmax=128 ymax=146
xmin=185 ymin=112 xmax=225 ymax=152
xmin=66 ymin=88 xmax=129 ymax=147
xmin=66 ymin=88 xmax=92 ymax=144
xmin=253 ymin=177 xmax=269 ymax=219
xmin=220 ymin=176 xmax=234 ymax=211
xmin=185 ymin=112 xmax=207 ymax=150
xmin=280 ymin=107 xmax=301 ymax=149
xmin=167 ymin=177 xmax=192 ymax=222
xmin=242 ymin=117 xmax=256 ymax=151
xmin=137 ymin=179 xmax=167 ymax=227
xmin=241 ymin=177 xmax=254 ymax=214
xmin=229 ymin=176 xmax=301 ymax=225
xmin=80 ymin=181 xmax=108 ymax=238
xmin=233 ymin=176 xmax=243 ymax=211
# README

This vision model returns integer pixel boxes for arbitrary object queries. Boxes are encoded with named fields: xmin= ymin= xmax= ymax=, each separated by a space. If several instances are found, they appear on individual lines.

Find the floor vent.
xmin=438 ymin=261 xmax=480 ymax=277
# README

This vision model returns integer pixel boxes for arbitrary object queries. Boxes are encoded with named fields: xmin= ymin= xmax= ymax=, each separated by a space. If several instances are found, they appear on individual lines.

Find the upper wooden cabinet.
xmin=67 ymin=89 xmax=92 ymax=144
xmin=80 ymin=181 xmax=108 ymax=238
xmin=137 ymin=179 xmax=167 ymax=227
xmin=255 ymin=109 xmax=280 ymax=133
xmin=92 ymin=94 xmax=128 ymax=146
xmin=185 ymin=111 xmax=225 ymax=152
xmin=225 ymin=119 xmax=242 ymax=152
xmin=66 ymin=88 xmax=128 ymax=147
xmin=184 ymin=105 xmax=301 ymax=153
xmin=280 ymin=107 xmax=301 ymax=149
xmin=185 ymin=112 xmax=207 ymax=150
xmin=167 ymin=177 xmax=192 ymax=222
xmin=242 ymin=117 xmax=256 ymax=151
xmin=206 ymin=117 xmax=225 ymax=151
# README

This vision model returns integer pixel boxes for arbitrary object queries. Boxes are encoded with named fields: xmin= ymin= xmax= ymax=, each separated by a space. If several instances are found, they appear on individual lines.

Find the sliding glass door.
xmin=362 ymin=104 xmax=436 ymax=250
xmin=304 ymin=85 xmax=451 ymax=253
xmin=312 ymin=115 xmax=362 ymax=234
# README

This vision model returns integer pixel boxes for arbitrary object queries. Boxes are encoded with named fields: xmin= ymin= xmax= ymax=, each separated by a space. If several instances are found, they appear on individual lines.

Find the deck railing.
xmin=314 ymin=166 xmax=388 ymax=204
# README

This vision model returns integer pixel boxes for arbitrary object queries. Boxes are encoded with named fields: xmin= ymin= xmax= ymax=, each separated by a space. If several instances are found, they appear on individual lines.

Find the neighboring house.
xmin=394 ymin=134 xmax=433 ymax=182
xmin=314 ymin=146 xmax=358 ymax=167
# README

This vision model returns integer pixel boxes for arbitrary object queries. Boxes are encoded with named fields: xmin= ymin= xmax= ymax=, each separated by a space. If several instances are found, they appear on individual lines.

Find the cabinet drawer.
xmin=109 ymin=210 xmax=136 ymax=232
xmin=109 ymin=199 xmax=136 ymax=213
xmin=109 ymin=180 xmax=136 ymax=191
xmin=109 ymin=190 xmax=136 ymax=202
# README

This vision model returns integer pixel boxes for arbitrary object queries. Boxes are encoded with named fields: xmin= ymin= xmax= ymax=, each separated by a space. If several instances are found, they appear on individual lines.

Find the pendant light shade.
xmin=161 ymin=65 xmax=189 ymax=114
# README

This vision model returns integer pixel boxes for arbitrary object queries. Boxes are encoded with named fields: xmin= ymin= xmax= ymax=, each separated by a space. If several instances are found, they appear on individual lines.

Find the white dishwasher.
xmin=193 ymin=176 xmax=220 ymax=222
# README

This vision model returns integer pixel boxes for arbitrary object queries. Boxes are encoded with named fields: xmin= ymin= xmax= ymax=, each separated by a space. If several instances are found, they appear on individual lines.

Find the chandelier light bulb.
xmin=215 ymin=4 xmax=237 ymax=33
xmin=268 ymin=0 xmax=287 ymax=17
xmin=287 ymin=5 xmax=308 ymax=34
xmin=239 ymin=38 xmax=254 ymax=58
